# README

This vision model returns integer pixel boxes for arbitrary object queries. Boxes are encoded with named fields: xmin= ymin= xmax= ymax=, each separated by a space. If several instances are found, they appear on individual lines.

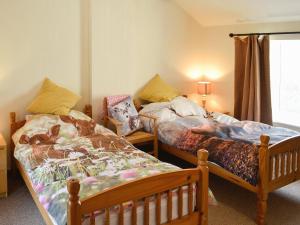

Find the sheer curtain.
xmin=234 ymin=35 xmax=273 ymax=125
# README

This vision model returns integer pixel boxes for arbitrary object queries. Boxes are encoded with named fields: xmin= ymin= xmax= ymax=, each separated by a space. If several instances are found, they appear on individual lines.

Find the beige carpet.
xmin=209 ymin=175 xmax=300 ymax=225
xmin=0 ymin=177 xmax=44 ymax=225
xmin=0 ymin=174 xmax=299 ymax=225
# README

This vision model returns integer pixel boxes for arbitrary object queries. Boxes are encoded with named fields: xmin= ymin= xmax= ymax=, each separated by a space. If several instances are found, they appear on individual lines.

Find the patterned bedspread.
xmin=140 ymin=106 xmax=299 ymax=186
xmin=13 ymin=111 xmax=215 ymax=225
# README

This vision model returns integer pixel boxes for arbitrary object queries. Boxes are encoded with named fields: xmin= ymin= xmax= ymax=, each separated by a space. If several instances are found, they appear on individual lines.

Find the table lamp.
xmin=197 ymin=81 xmax=211 ymax=109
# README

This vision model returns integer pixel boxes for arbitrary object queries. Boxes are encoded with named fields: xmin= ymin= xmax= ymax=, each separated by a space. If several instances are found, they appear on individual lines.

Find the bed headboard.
xmin=9 ymin=104 xmax=92 ymax=172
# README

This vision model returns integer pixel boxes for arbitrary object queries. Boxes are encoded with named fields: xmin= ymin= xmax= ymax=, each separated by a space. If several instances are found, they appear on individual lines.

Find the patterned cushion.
xmin=103 ymin=95 xmax=129 ymax=118
xmin=108 ymin=97 xmax=143 ymax=136
xmin=107 ymin=95 xmax=129 ymax=107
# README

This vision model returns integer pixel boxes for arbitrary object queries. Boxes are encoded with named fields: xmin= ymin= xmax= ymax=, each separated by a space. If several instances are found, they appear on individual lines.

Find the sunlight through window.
xmin=270 ymin=40 xmax=300 ymax=127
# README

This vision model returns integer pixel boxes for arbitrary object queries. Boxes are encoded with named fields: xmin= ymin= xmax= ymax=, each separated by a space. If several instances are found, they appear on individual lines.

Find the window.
xmin=270 ymin=40 xmax=300 ymax=127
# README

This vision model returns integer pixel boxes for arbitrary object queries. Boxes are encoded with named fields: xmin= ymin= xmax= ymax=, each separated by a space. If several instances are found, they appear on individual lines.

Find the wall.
xmin=0 ymin=0 xmax=204 ymax=165
xmin=200 ymin=21 xmax=300 ymax=113
xmin=2 ymin=1 xmax=300 ymax=133
xmin=0 ymin=0 xmax=92 ymax=165
xmin=0 ymin=0 xmax=205 ymax=128
xmin=91 ymin=0 xmax=204 ymax=120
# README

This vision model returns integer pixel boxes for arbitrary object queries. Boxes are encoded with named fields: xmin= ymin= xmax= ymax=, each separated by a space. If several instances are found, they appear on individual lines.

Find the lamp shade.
xmin=197 ymin=81 xmax=211 ymax=95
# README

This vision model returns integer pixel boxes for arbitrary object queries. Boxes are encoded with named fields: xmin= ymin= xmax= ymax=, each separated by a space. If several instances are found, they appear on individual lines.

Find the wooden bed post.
xmin=153 ymin=119 xmax=158 ymax=158
xmin=197 ymin=149 xmax=209 ymax=225
xmin=67 ymin=179 xmax=81 ymax=225
xmin=102 ymin=98 xmax=109 ymax=127
xmin=10 ymin=112 xmax=17 ymax=176
xmin=84 ymin=104 xmax=92 ymax=118
xmin=257 ymin=135 xmax=270 ymax=225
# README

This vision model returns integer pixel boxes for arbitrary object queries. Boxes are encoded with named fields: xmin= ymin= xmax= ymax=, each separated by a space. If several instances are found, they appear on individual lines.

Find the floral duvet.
xmin=140 ymin=105 xmax=299 ymax=186
xmin=13 ymin=111 xmax=215 ymax=225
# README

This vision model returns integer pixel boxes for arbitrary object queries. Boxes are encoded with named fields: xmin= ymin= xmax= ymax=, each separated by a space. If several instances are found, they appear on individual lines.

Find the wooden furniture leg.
xmin=257 ymin=192 xmax=269 ymax=225
xmin=256 ymin=135 xmax=270 ymax=225
xmin=197 ymin=150 xmax=209 ymax=225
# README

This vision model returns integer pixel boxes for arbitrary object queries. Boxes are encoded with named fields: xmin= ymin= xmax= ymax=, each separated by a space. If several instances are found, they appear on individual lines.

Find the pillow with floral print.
xmin=108 ymin=97 xmax=143 ymax=136
xmin=104 ymin=95 xmax=129 ymax=117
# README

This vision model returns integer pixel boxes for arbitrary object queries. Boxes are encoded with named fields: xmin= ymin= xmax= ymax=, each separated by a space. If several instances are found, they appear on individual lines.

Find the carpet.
xmin=0 ymin=169 xmax=299 ymax=225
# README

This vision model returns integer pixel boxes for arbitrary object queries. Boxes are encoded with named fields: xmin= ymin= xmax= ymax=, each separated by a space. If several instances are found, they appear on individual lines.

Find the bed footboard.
xmin=67 ymin=149 xmax=209 ymax=225
xmin=257 ymin=134 xmax=300 ymax=225
xmin=266 ymin=135 xmax=300 ymax=191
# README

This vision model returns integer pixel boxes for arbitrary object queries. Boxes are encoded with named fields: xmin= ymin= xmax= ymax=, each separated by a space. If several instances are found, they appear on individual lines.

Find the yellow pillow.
xmin=139 ymin=74 xmax=179 ymax=102
xmin=27 ymin=78 xmax=81 ymax=115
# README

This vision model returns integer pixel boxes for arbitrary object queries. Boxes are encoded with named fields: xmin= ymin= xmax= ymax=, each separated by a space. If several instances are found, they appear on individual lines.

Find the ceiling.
xmin=174 ymin=0 xmax=300 ymax=27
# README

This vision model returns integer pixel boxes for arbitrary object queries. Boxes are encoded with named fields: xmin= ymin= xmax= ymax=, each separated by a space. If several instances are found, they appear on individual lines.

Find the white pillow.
xmin=171 ymin=96 xmax=206 ymax=117
xmin=141 ymin=102 xmax=171 ymax=113
xmin=140 ymin=108 xmax=179 ymax=133
xmin=140 ymin=103 xmax=178 ymax=124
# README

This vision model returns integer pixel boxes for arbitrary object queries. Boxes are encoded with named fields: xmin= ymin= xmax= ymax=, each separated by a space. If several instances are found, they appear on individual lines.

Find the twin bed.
xmin=9 ymin=105 xmax=211 ymax=225
xmin=138 ymin=96 xmax=300 ymax=225
xmin=10 ymin=95 xmax=300 ymax=225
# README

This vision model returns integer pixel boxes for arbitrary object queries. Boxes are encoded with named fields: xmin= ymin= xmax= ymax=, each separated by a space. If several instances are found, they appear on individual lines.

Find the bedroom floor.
xmin=0 ymin=152 xmax=300 ymax=225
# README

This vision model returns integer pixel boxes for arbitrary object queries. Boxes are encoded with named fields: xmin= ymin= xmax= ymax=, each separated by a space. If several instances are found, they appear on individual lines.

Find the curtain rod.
xmin=229 ymin=31 xmax=300 ymax=37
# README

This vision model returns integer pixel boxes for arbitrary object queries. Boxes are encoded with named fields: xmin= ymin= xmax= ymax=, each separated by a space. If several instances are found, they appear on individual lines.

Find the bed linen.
xmin=140 ymin=103 xmax=299 ymax=185
xmin=13 ymin=111 xmax=215 ymax=225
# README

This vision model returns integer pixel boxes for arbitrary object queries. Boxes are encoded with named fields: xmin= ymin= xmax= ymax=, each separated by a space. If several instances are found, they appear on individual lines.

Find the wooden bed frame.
xmin=9 ymin=105 xmax=210 ymax=225
xmin=159 ymin=134 xmax=300 ymax=225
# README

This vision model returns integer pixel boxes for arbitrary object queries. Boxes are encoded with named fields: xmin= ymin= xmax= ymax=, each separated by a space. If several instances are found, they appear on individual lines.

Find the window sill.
xmin=273 ymin=122 xmax=300 ymax=132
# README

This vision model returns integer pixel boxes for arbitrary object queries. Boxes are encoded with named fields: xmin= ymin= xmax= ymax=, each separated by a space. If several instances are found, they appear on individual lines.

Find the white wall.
xmin=0 ymin=0 xmax=205 ymax=130
xmin=91 ymin=0 xmax=204 ymax=120
xmin=0 ymin=0 xmax=91 ymax=164
xmin=200 ymin=21 xmax=300 ymax=113
xmin=3 ymin=1 xmax=300 ymax=153
xmin=0 ymin=0 xmax=204 ymax=165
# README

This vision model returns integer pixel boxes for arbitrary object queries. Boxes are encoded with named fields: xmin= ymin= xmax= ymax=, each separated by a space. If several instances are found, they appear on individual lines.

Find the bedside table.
xmin=124 ymin=130 xmax=158 ymax=157
xmin=0 ymin=134 xmax=7 ymax=197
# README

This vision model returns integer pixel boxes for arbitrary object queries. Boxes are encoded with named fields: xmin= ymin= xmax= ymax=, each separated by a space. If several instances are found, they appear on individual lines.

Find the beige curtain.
xmin=234 ymin=35 xmax=273 ymax=125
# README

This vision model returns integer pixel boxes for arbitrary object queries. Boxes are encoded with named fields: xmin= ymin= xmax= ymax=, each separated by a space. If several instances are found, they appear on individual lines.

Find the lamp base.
xmin=202 ymin=99 xmax=206 ymax=109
